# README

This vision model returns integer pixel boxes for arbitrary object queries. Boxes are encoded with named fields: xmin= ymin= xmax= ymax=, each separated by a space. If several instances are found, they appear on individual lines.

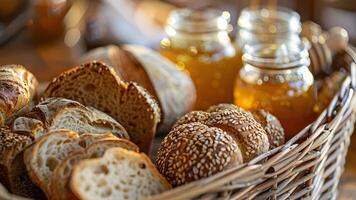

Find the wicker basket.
xmin=148 ymin=46 xmax=356 ymax=200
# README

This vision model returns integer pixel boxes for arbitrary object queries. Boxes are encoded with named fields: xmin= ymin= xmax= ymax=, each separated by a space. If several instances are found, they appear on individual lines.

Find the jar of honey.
xmin=234 ymin=42 xmax=316 ymax=139
xmin=159 ymin=9 xmax=239 ymax=110
xmin=234 ymin=7 xmax=302 ymax=75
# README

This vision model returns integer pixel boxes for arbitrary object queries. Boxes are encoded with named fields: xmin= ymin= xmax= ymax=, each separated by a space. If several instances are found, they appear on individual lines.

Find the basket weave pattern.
xmin=149 ymin=47 xmax=356 ymax=200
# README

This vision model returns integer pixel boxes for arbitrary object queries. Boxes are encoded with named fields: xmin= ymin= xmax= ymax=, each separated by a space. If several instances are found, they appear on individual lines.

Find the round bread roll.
xmin=173 ymin=111 xmax=209 ymax=128
xmin=158 ymin=104 xmax=285 ymax=186
xmin=156 ymin=122 xmax=243 ymax=187
xmin=251 ymin=109 xmax=285 ymax=150
xmin=205 ymin=109 xmax=269 ymax=162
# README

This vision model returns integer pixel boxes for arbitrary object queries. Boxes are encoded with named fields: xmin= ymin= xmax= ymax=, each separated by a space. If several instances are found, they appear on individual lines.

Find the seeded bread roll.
xmin=158 ymin=104 xmax=285 ymax=186
xmin=251 ymin=109 xmax=285 ymax=149
xmin=0 ymin=65 xmax=38 ymax=126
xmin=205 ymin=109 xmax=269 ymax=162
xmin=208 ymin=104 xmax=285 ymax=150
xmin=157 ymin=122 xmax=242 ymax=187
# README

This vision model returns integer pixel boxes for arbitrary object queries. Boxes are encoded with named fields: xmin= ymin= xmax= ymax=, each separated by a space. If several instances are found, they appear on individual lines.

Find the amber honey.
xmin=234 ymin=43 xmax=317 ymax=139
xmin=159 ymin=9 xmax=241 ymax=110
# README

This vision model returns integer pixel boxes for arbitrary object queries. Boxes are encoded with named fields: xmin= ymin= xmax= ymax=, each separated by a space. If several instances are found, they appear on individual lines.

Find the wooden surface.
xmin=0 ymin=30 xmax=356 ymax=200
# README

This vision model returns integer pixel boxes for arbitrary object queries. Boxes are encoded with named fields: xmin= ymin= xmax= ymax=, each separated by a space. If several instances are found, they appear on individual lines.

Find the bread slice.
xmin=70 ymin=147 xmax=171 ymax=200
xmin=0 ymin=126 xmax=45 ymax=199
xmin=50 ymin=139 xmax=139 ymax=200
xmin=11 ymin=97 xmax=129 ymax=140
xmin=24 ymin=130 xmax=118 ymax=197
xmin=0 ymin=65 xmax=38 ymax=126
xmin=80 ymin=45 xmax=196 ymax=134
xmin=42 ymin=61 xmax=161 ymax=154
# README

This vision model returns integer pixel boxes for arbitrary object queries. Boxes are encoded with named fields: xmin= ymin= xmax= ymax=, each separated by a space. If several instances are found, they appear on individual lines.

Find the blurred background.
xmin=0 ymin=0 xmax=355 ymax=81
xmin=0 ymin=0 xmax=355 ymax=199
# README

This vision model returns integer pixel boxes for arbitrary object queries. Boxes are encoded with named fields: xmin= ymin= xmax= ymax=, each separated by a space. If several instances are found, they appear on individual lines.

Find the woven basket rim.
xmin=148 ymin=46 xmax=356 ymax=200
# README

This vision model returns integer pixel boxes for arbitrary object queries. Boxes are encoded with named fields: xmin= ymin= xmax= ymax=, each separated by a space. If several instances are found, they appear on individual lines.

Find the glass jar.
xmin=234 ymin=7 xmax=302 ymax=74
xmin=159 ymin=9 xmax=239 ymax=110
xmin=31 ymin=0 xmax=68 ymax=42
xmin=234 ymin=42 xmax=317 ymax=139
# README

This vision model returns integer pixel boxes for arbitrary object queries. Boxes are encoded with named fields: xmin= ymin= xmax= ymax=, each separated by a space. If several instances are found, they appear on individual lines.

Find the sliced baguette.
xmin=50 ymin=139 xmax=139 ymax=200
xmin=11 ymin=97 xmax=129 ymax=140
xmin=70 ymin=147 xmax=171 ymax=200
xmin=42 ymin=61 xmax=161 ymax=154
xmin=0 ymin=182 xmax=31 ymax=200
xmin=24 ymin=130 xmax=118 ymax=197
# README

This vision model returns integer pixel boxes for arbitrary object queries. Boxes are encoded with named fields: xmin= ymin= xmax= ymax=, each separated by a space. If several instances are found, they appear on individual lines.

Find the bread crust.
xmin=0 ymin=65 xmax=38 ymax=126
xmin=11 ymin=97 xmax=129 ymax=140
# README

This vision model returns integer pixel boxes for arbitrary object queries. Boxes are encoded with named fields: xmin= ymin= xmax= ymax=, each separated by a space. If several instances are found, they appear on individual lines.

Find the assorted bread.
xmin=157 ymin=104 xmax=285 ymax=186
xmin=0 ymin=65 xmax=38 ymax=126
xmin=0 ymin=61 xmax=287 ymax=200
xmin=42 ymin=61 xmax=160 ymax=154
xmin=80 ymin=45 xmax=196 ymax=134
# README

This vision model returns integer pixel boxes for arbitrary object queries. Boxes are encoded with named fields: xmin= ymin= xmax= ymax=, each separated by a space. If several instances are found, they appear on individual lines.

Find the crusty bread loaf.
xmin=11 ymin=97 xmax=129 ymax=140
xmin=0 ymin=126 xmax=45 ymax=199
xmin=42 ymin=61 xmax=160 ymax=154
xmin=70 ymin=147 xmax=171 ymax=200
xmin=0 ymin=65 xmax=38 ymax=126
xmin=157 ymin=104 xmax=285 ymax=186
xmin=80 ymin=45 xmax=196 ymax=134
xmin=50 ymin=139 xmax=139 ymax=200
xmin=24 ymin=130 xmax=118 ymax=197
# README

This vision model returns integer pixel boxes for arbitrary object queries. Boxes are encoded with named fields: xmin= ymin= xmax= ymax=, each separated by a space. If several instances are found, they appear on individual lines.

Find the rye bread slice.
xmin=50 ymin=139 xmax=139 ymax=200
xmin=70 ymin=147 xmax=171 ymax=200
xmin=24 ymin=130 xmax=118 ymax=197
xmin=11 ymin=97 xmax=129 ymax=140
xmin=42 ymin=61 xmax=161 ymax=154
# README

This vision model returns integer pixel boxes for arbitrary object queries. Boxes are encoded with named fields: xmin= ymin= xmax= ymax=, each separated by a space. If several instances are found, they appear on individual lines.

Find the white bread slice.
xmin=50 ymin=139 xmax=139 ymax=200
xmin=24 ymin=130 xmax=118 ymax=197
xmin=11 ymin=97 xmax=129 ymax=140
xmin=70 ymin=147 xmax=171 ymax=200
xmin=42 ymin=61 xmax=161 ymax=154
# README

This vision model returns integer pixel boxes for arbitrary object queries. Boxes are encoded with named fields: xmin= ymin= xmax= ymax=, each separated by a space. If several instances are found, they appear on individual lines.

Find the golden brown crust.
xmin=0 ymin=65 xmax=38 ymax=126
xmin=157 ymin=122 xmax=242 ymax=187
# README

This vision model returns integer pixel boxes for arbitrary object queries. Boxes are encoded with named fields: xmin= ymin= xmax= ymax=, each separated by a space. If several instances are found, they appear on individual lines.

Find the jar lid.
xmin=243 ymin=41 xmax=310 ymax=69
xmin=238 ymin=7 xmax=301 ymax=34
xmin=166 ymin=9 xmax=231 ymax=34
